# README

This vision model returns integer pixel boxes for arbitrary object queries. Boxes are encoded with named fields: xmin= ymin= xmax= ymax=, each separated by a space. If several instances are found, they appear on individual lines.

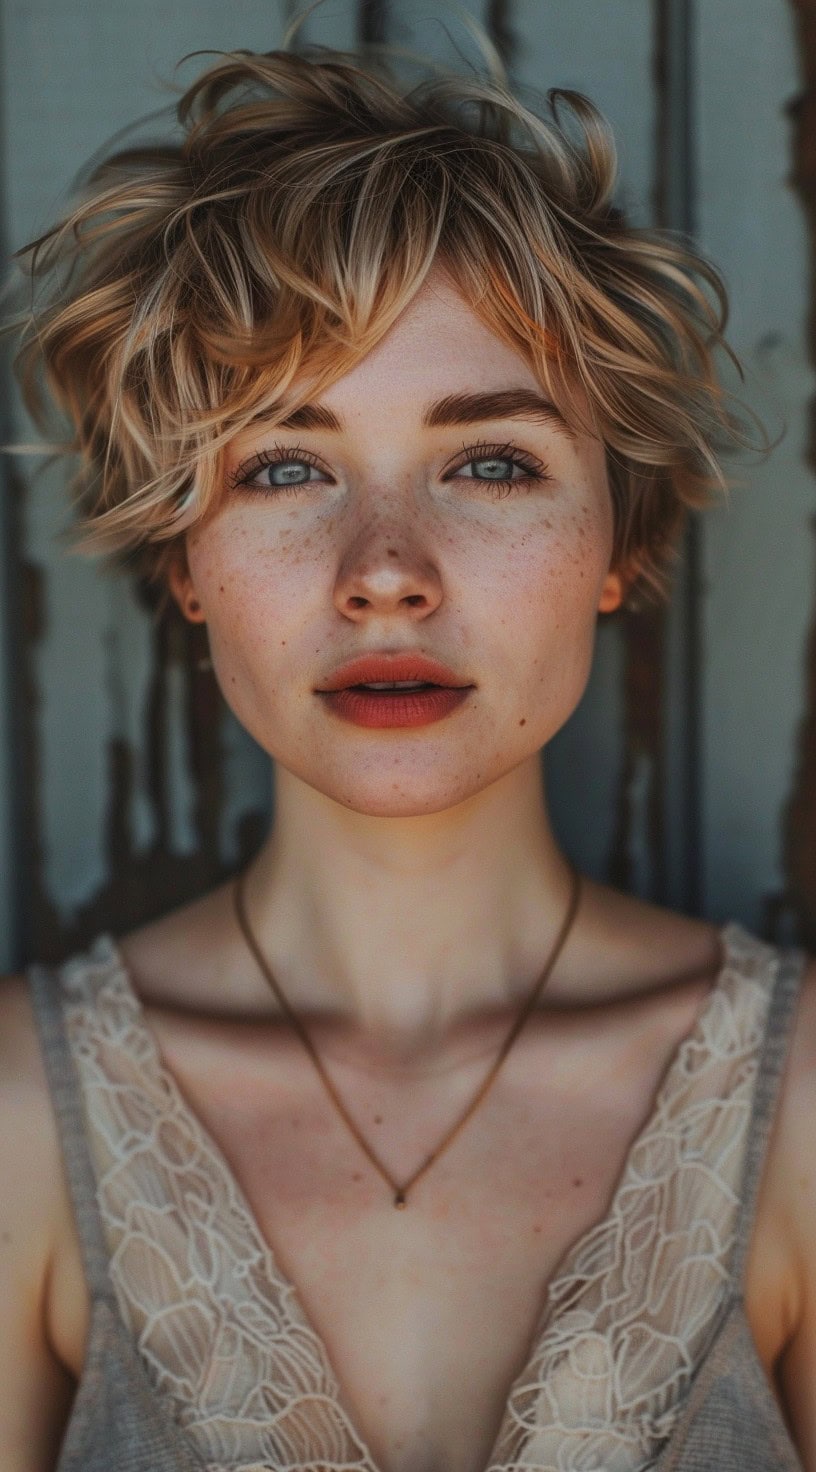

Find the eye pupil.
xmin=476 ymin=457 xmax=513 ymax=480
xmin=269 ymin=461 xmax=310 ymax=485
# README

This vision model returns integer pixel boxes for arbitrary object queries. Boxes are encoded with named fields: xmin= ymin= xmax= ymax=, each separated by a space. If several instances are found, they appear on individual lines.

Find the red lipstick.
xmin=315 ymin=653 xmax=474 ymax=729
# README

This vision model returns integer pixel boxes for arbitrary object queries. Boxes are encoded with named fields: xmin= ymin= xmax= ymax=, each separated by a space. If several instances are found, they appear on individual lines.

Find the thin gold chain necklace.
xmin=232 ymin=863 xmax=582 ymax=1209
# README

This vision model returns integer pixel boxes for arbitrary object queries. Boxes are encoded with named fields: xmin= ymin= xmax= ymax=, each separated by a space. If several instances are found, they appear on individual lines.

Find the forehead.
xmin=323 ymin=269 xmax=537 ymax=403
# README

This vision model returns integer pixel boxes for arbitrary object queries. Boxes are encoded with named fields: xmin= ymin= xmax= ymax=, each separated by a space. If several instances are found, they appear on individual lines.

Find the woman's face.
xmin=171 ymin=269 xmax=624 ymax=817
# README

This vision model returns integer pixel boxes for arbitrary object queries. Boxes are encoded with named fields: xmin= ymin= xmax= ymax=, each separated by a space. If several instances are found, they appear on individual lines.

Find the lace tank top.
xmin=27 ymin=924 xmax=807 ymax=1472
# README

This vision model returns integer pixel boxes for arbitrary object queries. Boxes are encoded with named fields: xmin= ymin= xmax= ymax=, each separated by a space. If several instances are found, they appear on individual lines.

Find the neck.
xmin=242 ymin=754 xmax=576 ymax=1069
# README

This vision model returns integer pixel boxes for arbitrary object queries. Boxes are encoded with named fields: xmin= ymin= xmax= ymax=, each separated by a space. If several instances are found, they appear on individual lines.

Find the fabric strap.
xmin=729 ymin=942 xmax=808 ymax=1289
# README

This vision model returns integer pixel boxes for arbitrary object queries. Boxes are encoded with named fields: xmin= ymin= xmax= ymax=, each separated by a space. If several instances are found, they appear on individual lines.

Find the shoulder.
xmin=0 ymin=971 xmax=68 ymax=1322
xmin=0 ymin=969 xmax=67 ymax=1223
xmin=0 ymin=973 xmax=85 ymax=1462
xmin=755 ymin=952 xmax=816 ymax=1461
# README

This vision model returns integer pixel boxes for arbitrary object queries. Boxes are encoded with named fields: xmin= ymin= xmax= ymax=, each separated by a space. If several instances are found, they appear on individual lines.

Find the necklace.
xmin=233 ymin=862 xmax=582 ymax=1209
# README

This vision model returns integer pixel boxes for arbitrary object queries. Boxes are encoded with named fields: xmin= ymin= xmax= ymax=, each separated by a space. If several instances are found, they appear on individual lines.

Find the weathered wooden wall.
xmin=0 ymin=0 xmax=813 ymax=969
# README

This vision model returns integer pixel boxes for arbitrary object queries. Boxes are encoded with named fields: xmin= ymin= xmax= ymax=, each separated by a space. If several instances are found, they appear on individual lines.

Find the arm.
xmin=0 ymin=975 xmax=77 ymax=1471
xmin=770 ymin=960 xmax=816 ymax=1466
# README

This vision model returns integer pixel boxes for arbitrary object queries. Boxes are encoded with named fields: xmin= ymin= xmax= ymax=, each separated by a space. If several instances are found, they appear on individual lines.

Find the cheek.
xmin=188 ymin=511 xmax=324 ymax=627
xmin=502 ymin=500 xmax=612 ymax=720
xmin=507 ymin=497 xmax=612 ymax=623
xmin=185 ymin=523 xmax=290 ymax=693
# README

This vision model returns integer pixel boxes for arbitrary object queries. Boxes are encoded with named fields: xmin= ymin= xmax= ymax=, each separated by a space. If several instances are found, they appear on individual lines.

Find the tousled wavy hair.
xmin=8 ymin=41 xmax=750 ymax=605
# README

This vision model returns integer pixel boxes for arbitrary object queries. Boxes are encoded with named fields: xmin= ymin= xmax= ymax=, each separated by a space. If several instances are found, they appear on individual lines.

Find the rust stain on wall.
xmin=777 ymin=518 xmax=816 ymax=946
xmin=26 ymin=583 xmax=264 ymax=965
xmin=605 ymin=0 xmax=677 ymax=902
xmin=768 ymin=0 xmax=816 ymax=946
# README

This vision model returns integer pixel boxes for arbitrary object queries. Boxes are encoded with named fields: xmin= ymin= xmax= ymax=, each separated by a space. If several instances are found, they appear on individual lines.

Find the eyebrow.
xmin=249 ymin=388 xmax=574 ymax=438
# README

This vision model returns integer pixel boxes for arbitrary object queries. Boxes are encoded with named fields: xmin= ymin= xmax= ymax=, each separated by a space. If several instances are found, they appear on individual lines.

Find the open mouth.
xmin=315 ymin=653 xmax=473 ymax=727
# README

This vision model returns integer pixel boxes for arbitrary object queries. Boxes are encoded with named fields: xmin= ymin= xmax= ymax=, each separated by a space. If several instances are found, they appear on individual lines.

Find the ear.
xmin=597 ymin=568 xmax=625 ymax=614
xmin=167 ymin=547 xmax=207 ymax=624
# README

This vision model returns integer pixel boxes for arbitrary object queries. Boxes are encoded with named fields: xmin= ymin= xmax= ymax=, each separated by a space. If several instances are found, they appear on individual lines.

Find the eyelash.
xmin=228 ymin=440 xmax=551 ymax=500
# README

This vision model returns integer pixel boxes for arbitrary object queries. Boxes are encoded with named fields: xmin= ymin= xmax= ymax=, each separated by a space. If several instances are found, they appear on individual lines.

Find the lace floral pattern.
xmin=58 ymin=924 xmax=777 ymax=1472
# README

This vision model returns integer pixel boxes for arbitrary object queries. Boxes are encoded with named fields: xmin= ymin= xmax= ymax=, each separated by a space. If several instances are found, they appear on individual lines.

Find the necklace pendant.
xmin=394 ymin=1188 xmax=407 ymax=1208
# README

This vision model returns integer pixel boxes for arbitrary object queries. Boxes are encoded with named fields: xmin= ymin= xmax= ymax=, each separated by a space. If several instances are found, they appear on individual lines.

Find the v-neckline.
xmin=95 ymin=924 xmax=742 ymax=1472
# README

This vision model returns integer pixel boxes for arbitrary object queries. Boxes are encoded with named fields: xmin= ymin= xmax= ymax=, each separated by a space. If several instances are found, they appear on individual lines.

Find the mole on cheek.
xmin=387 ymin=548 xmax=398 ymax=558
xmin=519 ymin=718 xmax=526 ymax=727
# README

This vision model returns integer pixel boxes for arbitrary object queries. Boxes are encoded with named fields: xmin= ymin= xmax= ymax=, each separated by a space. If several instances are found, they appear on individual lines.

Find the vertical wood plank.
xmin=774 ymin=0 xmax=816 ymax=945
xmin=508 ymin=0 xmax=655 ymax=885
xmin=696 ymin=0 xmax=814 ymax=933
xmin=1 ymin=0 xmax=302 ymax=960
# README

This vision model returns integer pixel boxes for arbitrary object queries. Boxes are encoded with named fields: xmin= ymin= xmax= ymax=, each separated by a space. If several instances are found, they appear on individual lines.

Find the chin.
xmin=291 ymin=759 xmax=498 ymax=818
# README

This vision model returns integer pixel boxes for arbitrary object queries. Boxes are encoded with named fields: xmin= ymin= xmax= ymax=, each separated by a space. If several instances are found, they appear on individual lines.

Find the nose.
xmin=333 ymin=514 xmax=443 ymax=623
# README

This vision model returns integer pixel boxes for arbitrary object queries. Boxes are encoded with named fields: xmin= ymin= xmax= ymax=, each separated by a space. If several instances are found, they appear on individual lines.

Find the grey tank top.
xmin=27 ymin=923 xmax=807 ymax=1472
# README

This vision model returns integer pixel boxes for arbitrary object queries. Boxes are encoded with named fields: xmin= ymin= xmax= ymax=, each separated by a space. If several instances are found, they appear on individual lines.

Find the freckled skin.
xmin=171 ymin=269 xmax=622 ymax=819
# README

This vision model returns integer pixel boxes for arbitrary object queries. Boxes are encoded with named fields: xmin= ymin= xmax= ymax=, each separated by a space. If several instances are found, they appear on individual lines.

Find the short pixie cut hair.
xmin=10 ymin=44 xmax=746 ymax=604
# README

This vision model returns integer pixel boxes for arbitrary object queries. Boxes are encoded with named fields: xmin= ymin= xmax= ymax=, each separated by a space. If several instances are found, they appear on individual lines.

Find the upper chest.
xmin=112 ymin=991 xmax=712 ymax=1472
xmin=49 ymin=958 xmax=788 ymax=1472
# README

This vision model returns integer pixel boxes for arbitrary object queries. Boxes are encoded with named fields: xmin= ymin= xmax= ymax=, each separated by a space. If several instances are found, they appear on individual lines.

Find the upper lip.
xmin=316 ymin=653 xmax=472 ymax=692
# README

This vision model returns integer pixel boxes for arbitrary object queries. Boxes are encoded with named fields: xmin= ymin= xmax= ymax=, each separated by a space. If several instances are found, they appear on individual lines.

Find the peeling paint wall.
xmin=0 ymin=0 xmax=811 ymax=968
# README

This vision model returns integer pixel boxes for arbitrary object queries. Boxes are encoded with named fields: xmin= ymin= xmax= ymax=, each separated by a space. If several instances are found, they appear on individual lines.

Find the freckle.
xmin=532 ymin=1222 xmax=542 ymax=1234
xmin=219 ymin=585 xmax=225 ymax=593
xmin=573 ymin=1177 xmax=584 ymax=1188
xmin=373 ymin=1115 xmax=383 ymax=1124
xmin=280 ymin=640 xmax=286 ymax=645
xmin=352 ymin=1172 xmax=363 ymax=1182
xmin=387 ymin=548 xmax=398 ymax=558
xmin=519 ymin=718 xmax=526 ymax=727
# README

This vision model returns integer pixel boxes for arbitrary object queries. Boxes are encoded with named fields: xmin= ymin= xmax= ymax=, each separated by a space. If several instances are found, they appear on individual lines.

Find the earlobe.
xmin=597 ymin=570 xmax=625 ymax=614
xmin=167 ymin=555 xmax=207 ymax=624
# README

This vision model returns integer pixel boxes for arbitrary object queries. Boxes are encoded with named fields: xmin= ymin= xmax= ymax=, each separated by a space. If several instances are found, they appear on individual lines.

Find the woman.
xmin=1 ymin=40 xmax=814 ymax=1472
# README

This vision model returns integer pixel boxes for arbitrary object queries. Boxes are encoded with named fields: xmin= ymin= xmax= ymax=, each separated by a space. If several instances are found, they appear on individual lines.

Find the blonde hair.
xmin=8 ymin=43 xmax=750 ymax=604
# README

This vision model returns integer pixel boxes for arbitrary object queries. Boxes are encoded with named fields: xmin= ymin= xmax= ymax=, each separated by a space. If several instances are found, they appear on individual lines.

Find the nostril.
xmin=348 ymin=596 xmax=369 ymax=609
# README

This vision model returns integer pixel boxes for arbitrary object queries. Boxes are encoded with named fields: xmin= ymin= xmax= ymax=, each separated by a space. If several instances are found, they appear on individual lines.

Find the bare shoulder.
xmin=0 ymin=972 xmax=79 ymax=1471
xmin=757 ymin=954 xmax=816 ymax=1463
xmin=0 ymin=971 xmax=64 ymax=1285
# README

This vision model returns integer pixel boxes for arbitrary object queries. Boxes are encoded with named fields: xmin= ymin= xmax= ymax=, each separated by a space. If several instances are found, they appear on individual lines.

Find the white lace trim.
xmin=58 ymin=924 xmax=777 ymax=1472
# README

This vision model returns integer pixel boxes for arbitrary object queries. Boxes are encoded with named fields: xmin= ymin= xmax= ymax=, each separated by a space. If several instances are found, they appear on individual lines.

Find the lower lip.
xmin=319 ymin=685 xmax=472 ymax=728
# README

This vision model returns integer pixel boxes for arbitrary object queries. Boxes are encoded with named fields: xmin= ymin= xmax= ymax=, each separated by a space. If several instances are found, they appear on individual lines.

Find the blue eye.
xmin=464 ymin=455 xmax=521 ymax=481
xmin=448 ymin=441 xmax=550 ymax=496
xmin=257 ymin=460 xmax=313 ymax=487
xmin=230 ymin=444 xmax=327 ymax=496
